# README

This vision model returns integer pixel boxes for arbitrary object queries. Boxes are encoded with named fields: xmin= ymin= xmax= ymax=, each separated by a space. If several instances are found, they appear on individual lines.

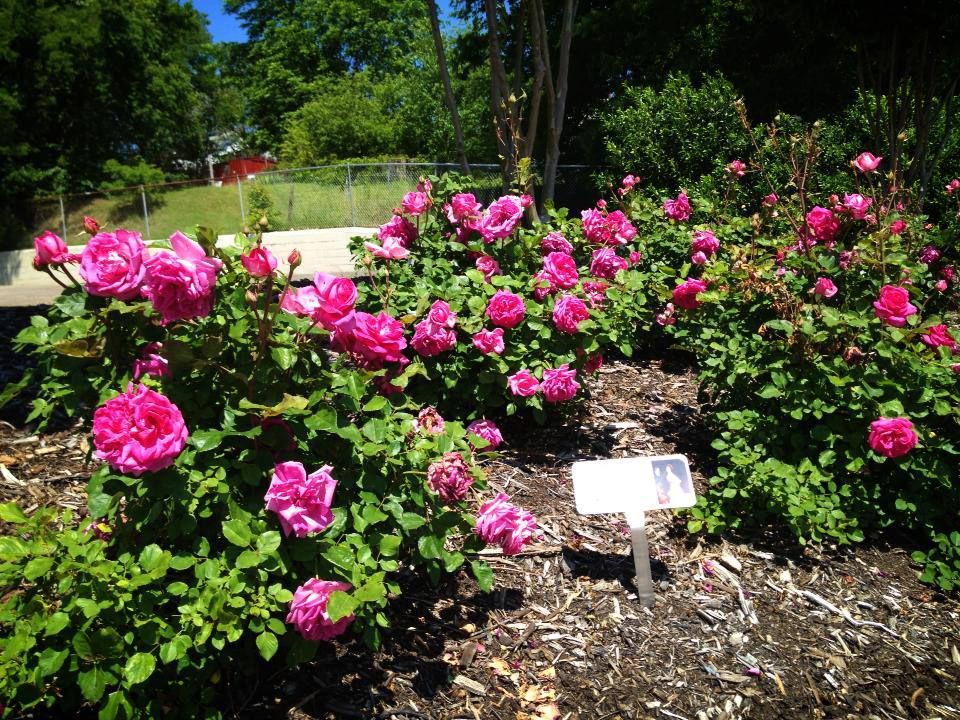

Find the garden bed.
xmin=2 ymin=341 xmax=957 ymax=720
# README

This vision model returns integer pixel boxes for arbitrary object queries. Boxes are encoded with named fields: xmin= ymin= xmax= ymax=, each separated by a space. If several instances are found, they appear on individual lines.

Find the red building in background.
xmin=214 ymin=156 xmax=276 ymax=183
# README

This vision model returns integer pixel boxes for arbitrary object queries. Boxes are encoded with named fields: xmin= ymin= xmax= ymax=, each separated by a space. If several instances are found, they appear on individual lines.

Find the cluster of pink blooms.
xmin=589 ymin=248 xmax=628 ymax=280
xmin=92 ymin=383 xmax=188 ymax=476
xmin=286 ymin=578 xmax=355 ymax=641
xmin=35 ymin=226 xmax=226 ymax=326
xmin=443 ymin=193 xmax=527 ymax=244
xmin=264 ymin=461 xmax=338 ymax=537
xmin=504 ymin=364 xmax=581 ymax=403
xmin=663 ymin=192 xmax=691 ymax=222
xmin=474 ymin=492 xmax=539 ymax=555
xmin=618 ymin=174 xmax=637 ymax=196
xmin=580 ymin=207 xmax=637 ymax=245
xmin=690 ymin=229 xmax=720 ymax=265
xmin=427 ymin=452 xmax=473 ymax=503
xmin=945 ymin=179 xmax=959 ymax=195
xmin=411 ymin=300 xmax=458 ymax=357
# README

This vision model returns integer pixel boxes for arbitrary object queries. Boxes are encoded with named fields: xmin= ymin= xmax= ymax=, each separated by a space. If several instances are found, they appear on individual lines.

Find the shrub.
xmin=0 ymin=226 xmax=540 ymax=715
xmin=624 ymin=123 xmax=960 ymax=589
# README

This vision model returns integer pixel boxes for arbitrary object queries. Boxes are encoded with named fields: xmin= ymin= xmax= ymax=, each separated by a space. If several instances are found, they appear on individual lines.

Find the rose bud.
xmin=82 ymin=216 xmax=100 ymax=235
xmin=288 ymin=249 xmax=302 ymax=270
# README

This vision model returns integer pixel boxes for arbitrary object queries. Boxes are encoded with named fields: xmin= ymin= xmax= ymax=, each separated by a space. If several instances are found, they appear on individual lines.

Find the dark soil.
xmin=1 ymin=303 xmax=958 ymax=719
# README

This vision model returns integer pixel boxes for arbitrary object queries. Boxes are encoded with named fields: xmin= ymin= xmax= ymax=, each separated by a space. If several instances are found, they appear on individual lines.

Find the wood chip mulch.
xmin=1 ymin=317 xmax=958 ymax=719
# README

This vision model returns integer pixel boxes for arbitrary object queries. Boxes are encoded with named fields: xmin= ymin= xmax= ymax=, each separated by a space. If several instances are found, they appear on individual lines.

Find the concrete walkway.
xmin=0 ymin=227 xmax=374 ymax=307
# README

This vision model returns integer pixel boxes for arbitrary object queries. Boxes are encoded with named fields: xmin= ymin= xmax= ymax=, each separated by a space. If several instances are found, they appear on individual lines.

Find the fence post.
xmin=140 ymin=186 xmax=151 ymax=241
xmin=58 ymin=196 xmax=68 ymax=241
xmin=287 ymin=185 xmax=295 ymax=227
xmin=346 ymin=163 xmax=356 ymax=226
xmin=237 ymin=177 xmax=246 ymax=226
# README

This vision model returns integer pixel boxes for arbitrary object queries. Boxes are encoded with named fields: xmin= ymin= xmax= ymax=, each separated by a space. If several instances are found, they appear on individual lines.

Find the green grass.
xmin=22 ymin=171 xmax=504 ymax=249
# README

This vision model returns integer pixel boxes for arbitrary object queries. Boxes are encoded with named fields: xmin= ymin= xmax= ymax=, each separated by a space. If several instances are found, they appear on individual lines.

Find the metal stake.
xmin=58 ymin=195 xmax=68 ymax=240
xmin=140 ymin=186 xmax=151 ymax=241
xmin=626 ymin=511 xmax=655 ymax=607
xmin=346 ymin=162 xmax=356 ymax=226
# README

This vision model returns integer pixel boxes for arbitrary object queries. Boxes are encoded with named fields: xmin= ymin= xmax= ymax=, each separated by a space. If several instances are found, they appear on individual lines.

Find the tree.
xmin=426 ymin=0 xmax=470 ymax=171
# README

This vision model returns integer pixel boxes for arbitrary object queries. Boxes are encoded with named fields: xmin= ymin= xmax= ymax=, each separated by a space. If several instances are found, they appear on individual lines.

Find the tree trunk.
xmin=425 ymin=0 xmax=469 ymax=172
xmin=483 ymin=0 xmax=515 ymax=188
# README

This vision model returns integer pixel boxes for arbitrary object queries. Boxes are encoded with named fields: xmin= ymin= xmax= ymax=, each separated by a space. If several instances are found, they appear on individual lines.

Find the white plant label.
xmin=571 ymin=454 xmax=695 ymax=606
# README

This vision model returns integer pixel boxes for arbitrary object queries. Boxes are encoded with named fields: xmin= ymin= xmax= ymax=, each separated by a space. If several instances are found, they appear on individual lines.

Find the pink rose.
xmin=552 ymin=294 xmax=589 ymax=334
xmin=541 ymin=231 xmax=573 ymax=255
xmin=313 ymin=273 xmax=357 ymax=331
xmin=672 ymin=278 xmax=708 ymax=310
xmin=812 ymin=277 xmax=838 ymax=299
xmin=936 ymin=279 xmax=949 ymax=293
xmin=411 ymin=318 xmax=456 ymax=357
xmin=486 ymin=290 xmax=526 ymax=328
xmin=582 ymin=281 xmax=608 ymax=308
xmin=726 ymin=159 xmax=746 ymax=178
xmin=805 ymin=206 xmax=840 ymax=243
xmin=920 ymin=246 xmax=940 ymax=264
xmin=349 ymin=311 xmax=408 ymax=365
xmin=889 ymin=220 xmax=906 ymax=235
xmin=583 ymin=352 xmax=603 ymax=374
xmin=589 ymin=248 xmax=628 ymax=279
xmin=467 ymin=419 xmax=503 ymax=450
xmin=413 ymin=407 xmax=445 ymax=434
xmin=472 ymin=328 xmax=505 ymax=355
xmin=475 ymin=255 xmax=501 ymax=282
xmin=265 ymin=461 xmax=337 ymax=537
xmin=840 ymin=193 xmax=872 ymax=220
xmin=82 ymin=216 xmax=100 ymax=235
xmin=872 ymin=285 xmax=917 ymax=327
xmin=691 ymin=251 xmax=708 ymax=265
xmin=605 ymin=211 xmax=637 ymax=244
xmin=364 ymin=236 xmax=410 ymax=260
xmin=943 ymin=266 xmax=956 ymax=282
xmin=378 ymin=214 xmax=418 ymax=247
xmin=663 ymin=192 xmax=691 ymax=221
xmin=240 ymin=245 xmax=278 ymax=278
xmin=286 ymin=578 xmax=354 ymax=642
xmin=762 ymin=193 xmax=778 ymax=206
xmin=947 ymin=179 xmax=960 ymax=195
xmin=132 ymin=343 xmax=171 ymax=380
xmin=280 ymin=286 xmax=321 ymax=318
xmin=445 ymin=193 xmax=483 ymax=224
xmin=426 ymin=299 xmax=456 ymax=328
xmin=853 ymin=152 xmax=882 ymax=173
xmin=542 ymin=252 xmax=579 ymax=289
xmin=92 ymin=384 xmax=187 ymax=476
xmin=629 ymin=250 xmax=642 ymax=265
xmin=532 ymin=271 xmax=557 ymax=300
xmin=581 ymin=208 xmax=608 ymax=244
xmin=141 ymin=232 xmax=222 ymax=324
xmin=427 ymin=452 xmax=473 ymax=504
xmin=474 ymin=492 xmax=537 ymax=555
xmin=541 ymin=364 xmax=580 ymax=403
xmin=481 ymin=196 xmax=524 ymax=240
xmin=33 ymin=231 xmax=74 ymax=268
xmin=80 ymin=229 xmax=149 ymax=300
xmin=691 ymin=229 xmax=720 ymax=257
xmin=867 ymin=417 xmax=917 ymax=458
xmin=656 ymin=302 xmax=676 ymax=326
xmin=921 ymin=324 xmax=957 ymax=351
xmin=401 ymin=191 xmax=432 ymax=216
xmin=621 ymin=174 xmax=637 ymax=189
xmin=507 ymin=369 xmax=540 ymax=397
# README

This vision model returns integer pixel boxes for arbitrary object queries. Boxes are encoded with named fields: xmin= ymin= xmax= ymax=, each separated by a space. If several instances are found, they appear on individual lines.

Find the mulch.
xmin=1 ymin=308 xmax=958 ymax=720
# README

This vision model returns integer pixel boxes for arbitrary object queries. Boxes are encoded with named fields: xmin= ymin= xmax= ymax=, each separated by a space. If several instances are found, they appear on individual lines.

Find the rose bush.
xmin=0 ymin=227 xmax=540 ymax=716
xmin=618 ymin=124 xmax=960 ymax=589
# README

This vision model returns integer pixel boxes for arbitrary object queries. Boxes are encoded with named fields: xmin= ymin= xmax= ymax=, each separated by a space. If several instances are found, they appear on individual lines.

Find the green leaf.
xmin=45 ymin=612 xmax=70 ymax=637
xmin=271 ymin=346 xmax=297 ymax=370
xmin=0 ymin=502 xmax=28 ymax=523
xmin=166 ymin=581 xmax=189 ymax=596
xmin=138 ymin=544 xmax=165 ymax=572
xmin=37 ymin=647 xmax=69 ymax=676
xmin=322 ymin=545 xmax=355 ymax=572
xmin=256 ymin=531 xmax=282 ymax=555
xmin=256 ymin=631 xmax=279 ymax=661
xmin=470 ymin=560 xmax=494 ymax=592
xmin=78 ymin=666 xmax=108 ymax=702
xmin=417 ymin=534 xmax=443 ymax=559
xmin=235 ymin=550 xmax=261 ymax=569
xmin=123 ymin=652 xmax=156 ymax=686
xmin=362 ymin=396 xmax=387 ymax=412
xmin=326 ymin=590 xmax=359 ymax=622
xmin=190 ymin=430 xmax=228 ymax=452
xmin=378 ymin=534 xmax=401 ymax=557
xmin=398 ymin=512 xmax=425 ymax=530
xmin=24 ymin=557 xmax=54 ymax=581
xmin=222 ymin=518 xmax=253 ymax=547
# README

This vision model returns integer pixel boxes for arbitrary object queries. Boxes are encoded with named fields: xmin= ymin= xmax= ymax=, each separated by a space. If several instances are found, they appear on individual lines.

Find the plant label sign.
xmin=571 ymin=455 xmax=695 ymax=606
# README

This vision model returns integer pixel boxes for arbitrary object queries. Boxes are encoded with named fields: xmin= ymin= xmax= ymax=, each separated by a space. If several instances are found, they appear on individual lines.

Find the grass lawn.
xmin=23 ymin=170 xmax=504 ymax=248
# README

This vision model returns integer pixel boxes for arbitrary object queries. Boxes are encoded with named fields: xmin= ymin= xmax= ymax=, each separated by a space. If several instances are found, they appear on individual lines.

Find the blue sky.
xmin=186 ymin=0 xmax=458 ymax=44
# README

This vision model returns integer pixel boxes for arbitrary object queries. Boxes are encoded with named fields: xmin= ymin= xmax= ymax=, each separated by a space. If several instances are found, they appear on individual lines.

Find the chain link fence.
xmin=20 ymin=162 xmax=602 ymax=249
